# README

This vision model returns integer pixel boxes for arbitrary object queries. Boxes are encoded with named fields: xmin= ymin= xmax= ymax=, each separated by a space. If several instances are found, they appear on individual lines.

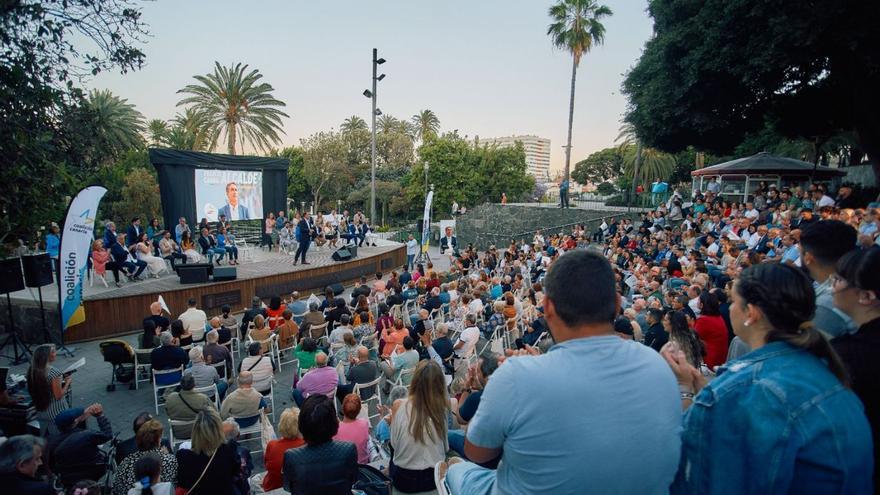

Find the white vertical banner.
xmin=58 ymin=185 xmax=108 ymax=332
xmin=421 ymin=189 xmax=434 ymax=254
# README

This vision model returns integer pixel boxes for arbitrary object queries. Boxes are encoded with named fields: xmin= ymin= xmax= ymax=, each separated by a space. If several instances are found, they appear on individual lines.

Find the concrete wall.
xmin=456 ymin=203 xmax=637 ymax=249
xmin=840 ymin=164 xmax=878 ymax=188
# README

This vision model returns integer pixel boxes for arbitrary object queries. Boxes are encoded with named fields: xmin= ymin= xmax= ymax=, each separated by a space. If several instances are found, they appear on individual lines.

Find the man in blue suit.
xmin=103 ymin=221 xmax=118 ymax=250
xmin=294 ymin=212 xmax=311 ymax=265
xmin=125 ymin=217 xmax=142 ymax=247
xmin=217 ymin=182 xmax=250 ymax=220
xmin=107 ymin=234 xmax=146 ymax=286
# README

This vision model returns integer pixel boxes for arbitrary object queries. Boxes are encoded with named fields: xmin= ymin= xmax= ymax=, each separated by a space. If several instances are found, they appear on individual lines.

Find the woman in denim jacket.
xmin=663 ymin=263 xmax=873 ymax=494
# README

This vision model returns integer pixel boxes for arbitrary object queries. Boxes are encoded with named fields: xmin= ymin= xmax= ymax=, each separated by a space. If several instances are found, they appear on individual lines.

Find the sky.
xmin=85 ymin=0 xmax=654 ymax=173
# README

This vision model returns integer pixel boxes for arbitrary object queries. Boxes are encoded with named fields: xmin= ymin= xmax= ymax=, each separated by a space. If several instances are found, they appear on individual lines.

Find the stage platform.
xmin=9 ymin=242 xmax=405 ymax=343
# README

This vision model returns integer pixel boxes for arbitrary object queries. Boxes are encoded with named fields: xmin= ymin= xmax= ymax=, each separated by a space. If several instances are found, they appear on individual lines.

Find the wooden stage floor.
xmin=61 ymin=242 xmax=406 ymax=342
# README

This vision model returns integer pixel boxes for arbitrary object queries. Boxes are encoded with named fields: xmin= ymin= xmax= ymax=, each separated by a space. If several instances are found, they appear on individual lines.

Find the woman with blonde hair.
xmin=175 ymin=409 xmax=238 ymax=494
xmin=261 ymin=407 xmax=304 ymax=491
xmin=389 ymin=360 xmax=449 ymax=493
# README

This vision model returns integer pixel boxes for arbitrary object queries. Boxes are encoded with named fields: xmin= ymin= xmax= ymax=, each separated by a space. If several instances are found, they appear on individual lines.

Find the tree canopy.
xmin=572 ymin=147 xmax=625 ymax=185
xmin=623 ymin=0 xmax=880 ymax=179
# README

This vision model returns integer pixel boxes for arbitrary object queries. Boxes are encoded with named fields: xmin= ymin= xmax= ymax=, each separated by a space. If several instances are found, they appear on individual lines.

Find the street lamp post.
xmin=364 ymin=49 xmax=386 ymax=226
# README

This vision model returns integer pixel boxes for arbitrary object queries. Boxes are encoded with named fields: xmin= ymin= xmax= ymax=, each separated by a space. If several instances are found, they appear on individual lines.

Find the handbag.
xmin=260 ymin=409 xmax=277 ymax=451
xmin=175 ymin=448 xmax=218 ymax=495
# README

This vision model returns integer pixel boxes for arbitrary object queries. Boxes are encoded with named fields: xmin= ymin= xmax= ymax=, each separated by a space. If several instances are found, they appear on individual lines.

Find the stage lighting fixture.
xmin=377 ymin=73 xmax=386 ymax=81
xmin=363 ymin=89 xmax=373 ymax=98
xmin=377 ymin=57 xmax=386 ymax=65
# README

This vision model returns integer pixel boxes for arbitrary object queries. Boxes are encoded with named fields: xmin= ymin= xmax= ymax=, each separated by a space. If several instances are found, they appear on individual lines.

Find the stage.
xmin=4 ymin=241 xmax=405 ymax=343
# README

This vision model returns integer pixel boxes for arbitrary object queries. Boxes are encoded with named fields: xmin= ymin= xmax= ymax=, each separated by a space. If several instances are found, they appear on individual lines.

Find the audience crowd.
xmin=4 ymin=181 xmax=879 ymax=494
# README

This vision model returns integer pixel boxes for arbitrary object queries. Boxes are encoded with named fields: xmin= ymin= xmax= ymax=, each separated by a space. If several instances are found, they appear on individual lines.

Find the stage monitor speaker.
xmin=348 ymin=245 xmax=357 ymax=258
xmin=330 ymin=283 xmax=345 ymax=296
xmin=0 ymin=258 xmax=25 ymax=294
xmin=21 ymin=254 xmax=53 ymax=288
xmin=213 ymin=266 xmax=237 ymax=281
xmin=331 ymin=247 xmax=352 ymax=262
xmin=178 ymin=263 xmax=211 ymax=284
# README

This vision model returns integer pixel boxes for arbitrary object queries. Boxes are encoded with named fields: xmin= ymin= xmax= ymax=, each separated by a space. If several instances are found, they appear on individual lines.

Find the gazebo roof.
xmin=691 ymin=152 xmax=846 ymax=178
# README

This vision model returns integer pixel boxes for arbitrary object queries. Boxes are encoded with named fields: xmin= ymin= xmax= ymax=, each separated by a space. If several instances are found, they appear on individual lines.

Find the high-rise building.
xmin=477 ymin=135 xmax=551 ymax=179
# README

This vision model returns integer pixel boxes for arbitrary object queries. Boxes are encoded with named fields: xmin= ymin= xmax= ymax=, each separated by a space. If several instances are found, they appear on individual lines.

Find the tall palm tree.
xmin=340 ymin=115 xmax=368 ymax=137
xmin=146 ymin=119 xmax=169 ymax=147
xmin=377 ymin=114 xmax=402 ymax=134
xmin=411 ymin=109 xmax=440 ymax=142
xmin=176 ymin=62 xmax=289 ymax=155
xmin=165 ymin=108 xmax=213 ymax=151
xmin=85 ymin=89 xmax=145 ymax=158
xmin=617 ymin=122 xmax=674 ymax=188
xmin=548 ymin=0 xmax=613 ymax=185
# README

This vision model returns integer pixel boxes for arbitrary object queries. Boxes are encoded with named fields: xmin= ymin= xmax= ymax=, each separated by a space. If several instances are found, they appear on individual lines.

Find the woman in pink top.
xmin=334 ymin=394 xmax=371 ymax=464
xmin=91 ymin=240 xmax=110 ymax=276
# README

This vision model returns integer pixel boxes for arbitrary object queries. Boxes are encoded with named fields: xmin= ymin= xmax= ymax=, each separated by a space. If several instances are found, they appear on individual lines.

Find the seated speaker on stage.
xmin=197 ymin=228 xmax=226 ymax=265
xmin=279 ymin=222 xmax=297 ymax=254
xmin=440 ymin=226 xmax=459 ymax=256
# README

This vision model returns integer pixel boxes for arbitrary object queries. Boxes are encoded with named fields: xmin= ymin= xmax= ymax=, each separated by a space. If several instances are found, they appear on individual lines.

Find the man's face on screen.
xmin=227 ymin=183 xmax=238 ymax=205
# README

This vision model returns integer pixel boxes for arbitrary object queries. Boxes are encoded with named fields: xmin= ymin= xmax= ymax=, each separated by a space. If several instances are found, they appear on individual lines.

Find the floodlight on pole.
xmin=368 ymin=48 xmax=387 ymax=227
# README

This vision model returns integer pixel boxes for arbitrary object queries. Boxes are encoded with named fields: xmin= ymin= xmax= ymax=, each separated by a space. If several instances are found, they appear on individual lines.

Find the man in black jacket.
xmin=107 ymin=233 xmax=147 ymax=285
xmin=293 ymin=212 xmax=311 ymax=265
xmin=48 ymin=404 xmax=113 ymax=485
xmin=642 ymin=308 xmax=668 ymax=352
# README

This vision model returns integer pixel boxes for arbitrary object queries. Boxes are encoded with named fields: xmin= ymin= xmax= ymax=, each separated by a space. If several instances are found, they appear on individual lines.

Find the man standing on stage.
xmin=294 ymin=212 xmax=311 ymax=265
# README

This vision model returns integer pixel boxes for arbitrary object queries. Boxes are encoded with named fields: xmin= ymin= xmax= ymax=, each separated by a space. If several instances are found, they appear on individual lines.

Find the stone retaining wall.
xmin=456 ymin=203 xmax=638 ymax=249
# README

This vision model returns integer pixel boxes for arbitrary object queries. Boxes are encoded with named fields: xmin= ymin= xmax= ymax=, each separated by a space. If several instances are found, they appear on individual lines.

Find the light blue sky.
xmin=86 ymin=0 xmax=653 ymax=172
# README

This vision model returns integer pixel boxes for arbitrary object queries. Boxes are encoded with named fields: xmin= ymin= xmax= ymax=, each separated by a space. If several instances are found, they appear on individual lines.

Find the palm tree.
xmin=411 ymin=109 xmax=440 ymax=142
xmin=166 ymin=108 xmax=212 ymax=151
xmin=176 ymin=62 xmax=289 ymax=155
xmin=340 ymin=115 xmax=368 ymax=137
xmin=146 ymin=119 xmax=169 ymax=147
xmin=616 ymin=122 xmax=674 ymax=189
xmin=547 ymin=0 xmax=613 ymax=185
xmin=377 ymin=115 xmax=401 ymax=134
xmin=85 ymin=89 xmax=145 ymax=158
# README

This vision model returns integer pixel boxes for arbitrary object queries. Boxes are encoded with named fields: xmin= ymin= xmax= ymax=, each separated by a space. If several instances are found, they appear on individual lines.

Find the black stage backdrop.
xmin=149 ymin=148 xmax=288 ymax=230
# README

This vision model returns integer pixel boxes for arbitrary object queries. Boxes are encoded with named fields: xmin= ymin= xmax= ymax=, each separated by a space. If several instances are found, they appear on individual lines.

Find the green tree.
xmin=547 ymin=0 xmax=613 ymax=185
xmin=411 ymin=109 xmax=440 ymax=142
xmin=622 ymin=0 xmax=880 ymax=180
xmin=301 ymin=131 xmax=351 ymax=208
xmin=147 ymin=119 xmax=169 ymax=147
xmin=177 ymin=62 xmax=289 ymax=155
xmin=110 ymin=167 xmax=163 ymax=226
xmin=84 ymin=89 xmax=145 ymax=160
xmin=0 ymin=0 xmax=148 ymax=248
xmin=271 ymin=146 xmax=310 ymax=204
xmin=595 ymin=181 xmax=616 ymax=195
xmin=572 ymin=147 xmax=625 ymax=185
xmin=340 ymin=115 xmax=368 ymax=137
xmin=165 ymin=108 xmax=212 ymax=151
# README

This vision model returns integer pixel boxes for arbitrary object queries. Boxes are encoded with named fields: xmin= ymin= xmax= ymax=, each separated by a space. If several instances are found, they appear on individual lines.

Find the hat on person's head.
xmin=55 ymin=407 xmax=84 ymax=429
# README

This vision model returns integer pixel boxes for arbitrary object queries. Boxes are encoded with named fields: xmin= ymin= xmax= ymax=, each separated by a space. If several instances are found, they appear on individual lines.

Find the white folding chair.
xmin=168 ymin=419 xmax=195 ymax=451
xmin=393 ymin=366 xmax=416 ymax=388
xmin=221 ymin=337 xmax=240 ymax=368
xmin=152 ymin=366 xmax=183 ymax=415
xmin=193 ymin=383 xmax=221 ymax=409
xmin=233 ymin=410 xmax=265 ymax=455
xmin=210 ymin=360 xmax=231 ymax=381
xmin=353 ymin=376 xmax=383 ymax=427
xmin=133 ymin=348 xmax=152 ymax=390
xmin=247 ymin=333 xmax=278 ymax=363
xmin=276 ymin=336 xmax=298 ymax=371
xmin=309 ymin=322 xmax=329 ymax=346
xmin=234 ymin=238 xmax=255 ymax=262
xmin=89 ymin=268 xmax=109 ymax=288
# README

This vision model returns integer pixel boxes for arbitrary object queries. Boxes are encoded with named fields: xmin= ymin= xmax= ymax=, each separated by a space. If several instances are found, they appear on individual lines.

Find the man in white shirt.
xmin=816 ymin=190 xmax=836 ymax=208
xmin=706 ymin=177 xmax=721 ymax=194
xmin=454 ymin=314 xmax=481 ymax=373
xmin=179 ymin=298 xmax=208 ymax=342
xmin=405 ymin=234 xmax=418 ymax=270
xmin=743 ymin=202 xmax=759 ymax=221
